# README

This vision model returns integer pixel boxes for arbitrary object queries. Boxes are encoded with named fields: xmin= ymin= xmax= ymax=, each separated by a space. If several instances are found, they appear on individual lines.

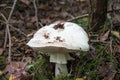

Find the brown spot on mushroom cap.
xmin=55 ymin=36 xmax=65 ymax=42
xmin=43 ymin=33 xmax=49 ymax=39
xmin=56 ymin=36 xmax=61 ymax=40
xmin=53 ymin=23 xmax=64 ymax=30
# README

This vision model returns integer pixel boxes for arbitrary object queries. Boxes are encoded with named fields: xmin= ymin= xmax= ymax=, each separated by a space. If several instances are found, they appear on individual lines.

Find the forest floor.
xmin=0 ymin=0 xmax=120 ymax=80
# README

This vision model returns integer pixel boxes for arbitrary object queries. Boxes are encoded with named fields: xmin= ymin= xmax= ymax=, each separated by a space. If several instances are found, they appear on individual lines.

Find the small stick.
xmin=90 ymin=40 xmax=110 ymax=44
xmin=38 ymin=22 xmax=44 ymax=27
xmin=32 ymin=0 xmax=39 ymax=29
xmin=10 ymin=25 xmax=27 ymax=37
xmin=0 ymin=13 xmax=8 ymax=50
xmin=6 ymin=0 xmax=17 ymax=63
xmin=67 ymin=14 xmax=89 ymax=21
xmin=4 ymin=28 xmax=8 ymax=50
xmin=0 ymin=20 xmax=27 ymax=37
xmin=66 ymin=8 xmax=120 ymax=22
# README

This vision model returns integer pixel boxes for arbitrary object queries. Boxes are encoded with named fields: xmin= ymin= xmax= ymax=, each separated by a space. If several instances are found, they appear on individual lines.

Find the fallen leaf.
xmin=100 ymin=30 xmax=110 ymax=42
xmin=39 ymin=4 xmax=48 ymax=10
xmin=40 ymin=18 xmax=51 ymax=24
xmin=111 ymin=31 xmax=120 ymax=39
xmin=99 ymin=62 xmax=116 ymax=80
xmin=4 ymin=61 xmax=27 ymax=74
xmin=26 ymin=22 xmax=33 ymax=28
xmin=0 ymin=48 xmax=4 ymax=55
xmin=60 ymin=12 xmax=68 ymax=18
xmin=30 ymin=17 xmax=36 ymax=23
xmin=20 ymin=0 xmax=30 ymax=5
xmin=0 ymin=70 xmax=3 ymax=76
xmin=0 ymin=4 xmax=7 ymax=7
xmin=76 ymin=78 xmax=84 ymax=80
xmin=27 ymin=16 xmax=36 ymax=23
xmin=9 ymin=74 xmax=15 ymax=80
xmin=53 ymin=6 xmax=61 ymax=11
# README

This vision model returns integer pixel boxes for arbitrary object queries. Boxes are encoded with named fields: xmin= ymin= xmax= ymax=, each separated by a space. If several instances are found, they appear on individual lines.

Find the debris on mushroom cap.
xmin=53 ymin=23 xmax=64 ymax=30
xmin=27 ymin=21 xmax=89 ymax=52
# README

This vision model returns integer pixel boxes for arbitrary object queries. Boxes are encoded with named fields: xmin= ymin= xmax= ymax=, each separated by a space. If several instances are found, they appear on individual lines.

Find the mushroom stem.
xmin=50 ymin=53 xmax=67 ymax=64
xmin=50 ymin=53 xmax=73 ymax=64
xmin=55 ymin=63 xmax=68 ymax=77
xmin=50 ymin=53 xmax=73 ymax=77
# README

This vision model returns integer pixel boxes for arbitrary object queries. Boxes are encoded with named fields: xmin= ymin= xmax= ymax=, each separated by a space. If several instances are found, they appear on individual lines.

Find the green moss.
xmin=72 ymin=17 xmax=89 ymax=27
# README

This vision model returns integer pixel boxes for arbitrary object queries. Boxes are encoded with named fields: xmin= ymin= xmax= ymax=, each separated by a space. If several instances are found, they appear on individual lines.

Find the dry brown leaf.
xmin=60 ymin=12 xmax=68 ymax=18
xmin=99 ymin=62 xmax=116 ymax=80
xmin=20 ymin=0 xmax=30 ymax=5
xmin=26 ymin=22 xmax=33 ymax=28
xmin=26 ymin=16 xmax=36 ymax=28
xmin=0 ymin=48 xmax=4 ymax=55
xmin=113 ymin=13 xmax=120 ymax=22
xmin=40 ymin=18 xmax=51 ymax=24
xmin=30 ymin=17 xmax=36 ymax=23
xmin=39 ymin=4 xmax=48 ymax=10
xmin=53 ymin=6 xmax=61 ymax=11
xmin=4 ymin=61 xmax=29 ymax=80
xmin=0 ymin=4 xmax=7 ymax=7
xmin=100 ymin=30 xmax=110 ymax=42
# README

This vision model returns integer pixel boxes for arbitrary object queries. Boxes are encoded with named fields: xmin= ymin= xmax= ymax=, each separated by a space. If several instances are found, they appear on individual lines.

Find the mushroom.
xmin=27 ymin=21 xmax=89 ymax=77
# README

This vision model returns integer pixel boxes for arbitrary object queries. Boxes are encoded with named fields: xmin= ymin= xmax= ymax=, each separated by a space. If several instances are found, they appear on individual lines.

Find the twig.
xmin=10 ymin=25 xmax=27 ymax=37
xmin=38 ymin=22 xmax=44 ymax=27
xmin=0 ymin=13 xmax=8 ymax=21
xmin=107 ymin=8 xmax=120 ymax=13
xmin=0 ymin=13 xmax=19 ymax=56
xmin=0 ymin=20 xmax=27 ymax=37
xmin=67 ymin=14 xmax=89 ymax=21
xmin=0 ymin=13 xmax=8 ymax=50
xmin=4 ymin=28 xmax=8 ymax=50
xmin=6 ymin=0 xmax=17 ymax=63
xmin=90 ymin=40 xmax=110 ymax=44
xmin=68 ymin=13 xmax=75 ymax=19
xmin=32 ymin=0 xmax=39 ymax=29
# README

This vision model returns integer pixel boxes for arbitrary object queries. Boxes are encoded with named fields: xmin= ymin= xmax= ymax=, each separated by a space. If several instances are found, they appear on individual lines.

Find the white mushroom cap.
xmin=27 ymin=21 xmax=89 ymax=53
xmin=27 ymin=21 xmax=89 ymax=76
